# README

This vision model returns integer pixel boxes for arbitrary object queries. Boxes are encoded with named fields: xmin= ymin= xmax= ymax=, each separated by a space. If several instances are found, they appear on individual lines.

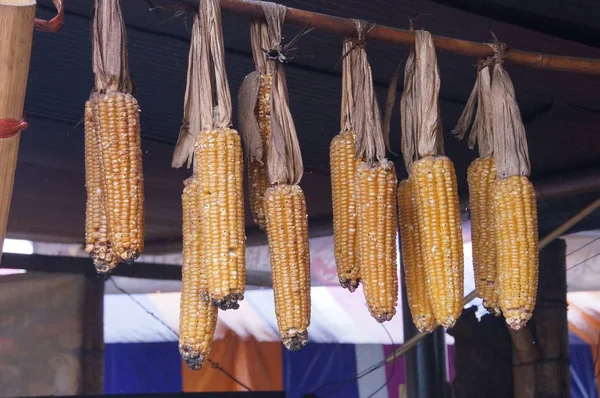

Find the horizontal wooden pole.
xmin=1 ymin=253 xmax=273 ymax=287
xmin=182 ymin=0 xmax=600 ymax=75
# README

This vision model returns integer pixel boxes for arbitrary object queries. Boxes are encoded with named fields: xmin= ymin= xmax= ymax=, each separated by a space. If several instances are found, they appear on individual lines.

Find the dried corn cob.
xmin=467 ymin=157 xmax=500 ymax=315
xmin=90 ymin=92 xmax=145 ymax=265
xmin=355 ymin=160 xmax=398 ymax=322
xmin=195 ymin=128 xmax=246 ymax=310
xmin=264 ymin=184 xmax=311 ymax=350
xmin=397 ymin=179 xmax=435 ymax=332
xmin=248 ymin=74 xmax=273 ymax=230
xmin=179 ymin=177 xmax=218 ymax=369
xmin=494 ymin=176 xmax=538 ymax=330
xmin=330 ymin=130 xmax=360 ymax=291
xmin=413 ymin=156 xmax=464 ymax=328
xmin=84 ymin=101 xmax=119 ymax=273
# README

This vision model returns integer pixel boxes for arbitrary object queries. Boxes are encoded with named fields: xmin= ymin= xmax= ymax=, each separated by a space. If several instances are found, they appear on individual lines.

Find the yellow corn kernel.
xmin=355 ymin=160 xmax=398 ymax=323
xmin=84 ymin=100 xmax=119 ymax=273
xmin=467 ymin=157 xmax=500 ymax=315
xmin=91 ymin=92 xmax=145 ymax=264
xmin=330 ymin=130 xmax=360 ymax=291
xmin=264 ymin=184 xmax=311 ymax=351
xmin=248 ymin=74 xmax=273 ymax=230
xmin=179 ymin=177 xmax=218 ymax=369
xmin=494 ymin=175 xmax=539 ymax=330
xmin=398 ymin=179 xmax=435 ymax=332
xmin=413 ymin=156 xmax=464 ymax=328
xmin=194 ymin=129 xmax=246 ymax=310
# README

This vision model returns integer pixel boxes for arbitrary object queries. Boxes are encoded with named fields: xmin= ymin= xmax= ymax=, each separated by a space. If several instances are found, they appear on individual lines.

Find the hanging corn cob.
xmin=350 ymin=21 xmax=398 ymax=323
xmin=238 ymin=21 xmax=273 ymax=231
xmin=489 ymin=42 xmax=539 ymax=330
xmin=179 ymin=177 xmax=218 ymax=370
xmin=84 ymin=101 xmax=119 ymax=272
xmin=409 ymin=31 xmax=464 ymax=329
xmin=174 ymin=16 xmax=218 ymax=370
xmin=85 ymin=0 xmax=144 ymax=273
xmin=452 ymin=62 xmax=500 ymax=315
xmin=393 ymin=47 xmax=435 ymax=332
xmin=246 ymin=4 xmax=310 ymax=351
xmin=329 ymin=39 xmax=360 ymax=292
xmin=173 ymin=0 xmax=246 ymax=311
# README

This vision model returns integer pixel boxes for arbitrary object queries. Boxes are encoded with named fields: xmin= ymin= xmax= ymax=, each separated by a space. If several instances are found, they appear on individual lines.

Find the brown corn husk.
xmin=412 ymin=30 xmax=443 ymax=159
xmin=259 ymin=3 xmax=304 ymax=186
xmin=352 ymin=20 xmax=386 ymax=164
xmin=452 ymin=61 xmax=494 ymax=157
xmin=172 ymin=16 xmax=202 ymax=169
xmin=489 ymin=43 xmax=531 ymax=178
xmin=400 ymin=46 xmax=417 ymax=173
xmin=340 ymin=38 xmax=355 ymax=134
xmin=92 ymin=0 xmax=132 ymax=94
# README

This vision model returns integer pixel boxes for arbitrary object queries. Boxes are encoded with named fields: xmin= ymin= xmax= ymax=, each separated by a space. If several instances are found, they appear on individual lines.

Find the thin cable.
xmin=109 ymin=277 xmax=178 ymax=338
xmin=567 ymin=251 xmax=600 ymax=272
xmin=365 ymin=324 xmax=397 ymax=398
xmin=314 ymin=322 xmax=396 ymax=397
xmin=566 ymin=235 xmax=600 ymax=257
xmin=109 ymin=277 xmax=251 ymax=391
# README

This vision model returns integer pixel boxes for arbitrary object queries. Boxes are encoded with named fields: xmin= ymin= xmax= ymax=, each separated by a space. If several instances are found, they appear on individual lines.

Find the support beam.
xmin=0 ymin=253 xmax=273 ymax=287
xmin=0 ymin=0 xmax=36 ymax=264
xmin=182 ymin=0 xmax=600 ymax=75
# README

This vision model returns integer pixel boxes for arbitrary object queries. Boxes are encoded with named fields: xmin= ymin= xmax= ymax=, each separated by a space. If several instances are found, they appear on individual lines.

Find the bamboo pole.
xmin=182 ymin=0 xmax=600 ymax=75
xmin=386 ymin=195 xmax=600 ymax=363
xmin=0 ymin=0 xmax=36 ymax=264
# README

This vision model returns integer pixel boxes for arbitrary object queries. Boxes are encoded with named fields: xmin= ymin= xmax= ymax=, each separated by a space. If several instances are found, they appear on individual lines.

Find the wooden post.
xmin=509 ymin=326 xmax=539 ymax=398
xmin=448 ymin=307 xmax=513 ymax=398
xmin=532 ymin=239 xmax=570 ymax=398
xmin=0 ymin=0 xmax=36 ymax=264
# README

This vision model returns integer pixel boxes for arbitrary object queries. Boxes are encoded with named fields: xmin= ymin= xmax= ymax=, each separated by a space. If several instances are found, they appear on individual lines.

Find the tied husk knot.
xmin=452 ymin=58 xmax=494 ymax=158
xmin=172 ymin=0 xmax=233 ymax=169
xmin=488 ymin=39 xmax=531 ymax=178
xmin=352 ymin=20 xmax=386 ymax=164
xmin=92 ymin=0 xmax=132 ymax=94
xmin=249 ymin=3 xmax=304 ymax=186
xmin=413 ymin=30 xmax=444 ymax=159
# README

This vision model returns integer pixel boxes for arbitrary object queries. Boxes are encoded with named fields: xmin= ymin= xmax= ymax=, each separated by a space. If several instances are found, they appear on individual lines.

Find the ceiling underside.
xmin=7 ymin=0 xmax=600 ymax=250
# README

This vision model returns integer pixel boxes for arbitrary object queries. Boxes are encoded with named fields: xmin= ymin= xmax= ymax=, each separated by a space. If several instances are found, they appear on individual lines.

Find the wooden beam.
xmin=1 ymin=253 xmax=273 ymax=287
xmin=0 ymin=0 xmax=36 ymax=264
xmin=181 ymin=0 xmax=600 ymax=75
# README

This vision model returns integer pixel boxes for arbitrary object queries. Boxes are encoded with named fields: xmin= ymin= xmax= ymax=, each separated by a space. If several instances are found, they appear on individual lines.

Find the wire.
xmin=567 ymin=251 xmax=600 ymax=272
xmin=365 ymin=324 xmax=397 ymax=398
xmin=108 ymin=277 xmax=251 ymax=391
xmin=310 ymin=322 xmax=396 ymax=398
xmin=109 ymin=277 xmax=178 ymax=338
xmin=566 ymin=235 xmax=600 ymax=257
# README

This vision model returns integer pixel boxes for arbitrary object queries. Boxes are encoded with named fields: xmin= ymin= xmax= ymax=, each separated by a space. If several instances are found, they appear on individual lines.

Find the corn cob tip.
xmin=93 ymin=258 xmax=117 ymax=275
xmin=415 ymin=316 xmax=436 ymax=333
xmin=282 ymin=329 xmax=308 ymax=351
xmin=212 ymin=294 xmax=243 ymax=311
xmin=179 ymin=345 xmax=207 ymax=370
xmin=340 ymin=278 xmax=360 ymax=293
xmin=504 ymin=311 xmax=532 ymax=330
xmin=372 ymin=309 xmax=396 ymax=324
xmin=439 ymin=316 xmax=458 ymax=329
xmin=119 ymin=249 xmax=140 ymax=264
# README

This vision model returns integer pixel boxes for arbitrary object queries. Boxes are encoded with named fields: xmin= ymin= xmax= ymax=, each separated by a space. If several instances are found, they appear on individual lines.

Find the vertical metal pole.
xmin=402 ymin=273 xmax=448 ymax=398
